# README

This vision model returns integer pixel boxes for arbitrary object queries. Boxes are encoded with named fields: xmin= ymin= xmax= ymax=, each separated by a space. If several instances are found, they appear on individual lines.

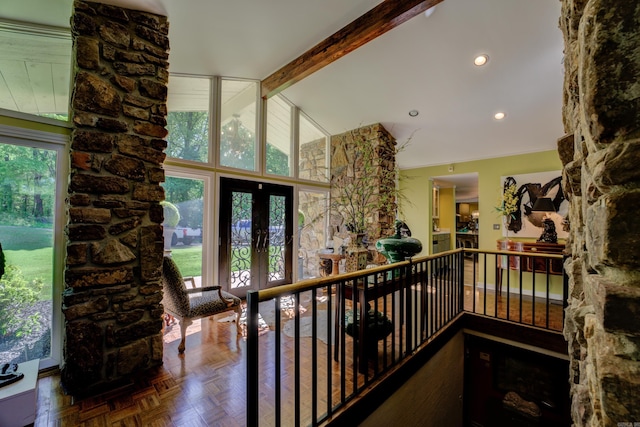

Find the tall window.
xmin=0 ymin=131 xmax=65 ymax=368
xmin=0 ymin=21 xmax=71 ymax=122
xmin=266 ymin=95 xmax=293 ymax=177
xmin=298 ymin=189 xmax=329 ymax=279
xmin=166 ymin=75 xmax=211 ymax=163
xmin=219 ymin=79 xmax=258 ymax=171
xmin=298 ymin=112 xmax=329 ymax=183
xmin=162 ymin=174 xmax=207 ymax=280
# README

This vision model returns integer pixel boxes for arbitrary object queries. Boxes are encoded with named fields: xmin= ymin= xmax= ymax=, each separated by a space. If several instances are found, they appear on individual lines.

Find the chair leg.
xmin=178 ymin=317 xmax=193 ymax=353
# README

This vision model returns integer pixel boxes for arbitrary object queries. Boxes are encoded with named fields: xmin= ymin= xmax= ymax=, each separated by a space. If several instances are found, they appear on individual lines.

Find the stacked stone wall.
xmin=331 ymin=123 xmax=397 ymax=243
xmin=559 ymin=1 xmax=640 ymax=425
xmin=298 ymin=123 xmax=397 ymax=276
xmin=62 ymin=0 xmax=169 ymax=395
xmin=331 ymin=123 xmax=397 ymax=266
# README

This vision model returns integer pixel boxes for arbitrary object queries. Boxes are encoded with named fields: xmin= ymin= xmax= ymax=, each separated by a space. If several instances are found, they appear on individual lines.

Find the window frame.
xmin=0 ymin=122 xmax=68 ymax=370
xmin=162 ymin=165 xmax=215 ymax=287
xmin=297 ymin=109 xmax=330 ymax=184
xmin=264 ymin=94 xmax=296 ymax=179
xmin=165 ymin=73 xmax=215 ymax=165
xmin=216 ymin=77 xmax=262 ymax=174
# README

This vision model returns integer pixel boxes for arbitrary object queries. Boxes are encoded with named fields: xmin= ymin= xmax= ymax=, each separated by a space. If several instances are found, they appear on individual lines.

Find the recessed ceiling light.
xmin=474 ymin=54 xmax=489 ymax=66
xmin=408 ymin=110 xmax=419 ymax=117
xmin=494 ymin=112 xmax=506 ymax=120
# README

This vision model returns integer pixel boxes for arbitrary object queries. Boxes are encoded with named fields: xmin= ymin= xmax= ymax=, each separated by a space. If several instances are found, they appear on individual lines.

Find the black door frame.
xmin=219 ymin=177 xmax=293 ymax=297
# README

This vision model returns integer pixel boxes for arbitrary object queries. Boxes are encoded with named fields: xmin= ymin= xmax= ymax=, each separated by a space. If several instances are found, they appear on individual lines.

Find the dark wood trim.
xmin=261 ymin=0 xmax=444 ymax=98
xmin=462 ymin=313 xmax=568 ymax=356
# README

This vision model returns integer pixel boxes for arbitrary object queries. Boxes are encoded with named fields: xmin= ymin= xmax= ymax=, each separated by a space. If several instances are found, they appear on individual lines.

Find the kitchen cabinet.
xmin=432 ymin=233 xmax=450 ymax=254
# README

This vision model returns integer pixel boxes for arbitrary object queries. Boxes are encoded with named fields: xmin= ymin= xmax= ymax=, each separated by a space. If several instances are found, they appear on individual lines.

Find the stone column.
xmin=331 ymin=123 xmax=397 ymax=247
xmin=559 ymin=1 xmax=640 ymax=425
xmin=62 ymin=0 xmax=169 ymax=395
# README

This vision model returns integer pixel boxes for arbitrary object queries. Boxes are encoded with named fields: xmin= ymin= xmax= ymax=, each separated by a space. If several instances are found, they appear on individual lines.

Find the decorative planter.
xmin=345 ymin=232 xmax=368 ymax=272
xmin=345 ymin=303 xmax=393 ymax=353
xmin=375 ymin=220 xmax=423 ymax=263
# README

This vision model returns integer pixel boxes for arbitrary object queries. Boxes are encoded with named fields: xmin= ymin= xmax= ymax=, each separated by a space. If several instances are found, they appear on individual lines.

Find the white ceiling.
xmin=1 ymin=0 xmax=565 ymax=198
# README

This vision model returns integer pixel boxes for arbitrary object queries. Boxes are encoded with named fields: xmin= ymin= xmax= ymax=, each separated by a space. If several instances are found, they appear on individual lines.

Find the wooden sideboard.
xmin=496 ymin=240 xmax=565 ymax=291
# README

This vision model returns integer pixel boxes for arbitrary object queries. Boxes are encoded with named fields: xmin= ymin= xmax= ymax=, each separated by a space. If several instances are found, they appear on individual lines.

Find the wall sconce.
xmin=531 ymin=197 xmax=557 ymax=243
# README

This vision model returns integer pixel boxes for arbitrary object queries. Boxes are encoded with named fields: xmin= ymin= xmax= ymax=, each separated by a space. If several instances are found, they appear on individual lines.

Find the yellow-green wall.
xmin=400 ymin=150 xmax=562 ymax=252
xmin=400 ymin=150 xmax=564 ymax=295
xmin=438 ymin=187 xmax=455 ymax=251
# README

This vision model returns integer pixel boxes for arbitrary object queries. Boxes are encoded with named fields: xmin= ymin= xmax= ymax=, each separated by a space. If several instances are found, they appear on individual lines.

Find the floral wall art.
xmin=499 ymin=171 xmax=568 ymax=239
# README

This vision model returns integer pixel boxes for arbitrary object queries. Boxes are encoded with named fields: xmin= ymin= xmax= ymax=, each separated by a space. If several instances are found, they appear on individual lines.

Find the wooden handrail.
xmin=255 ymin=247 xmax=563 ymax=302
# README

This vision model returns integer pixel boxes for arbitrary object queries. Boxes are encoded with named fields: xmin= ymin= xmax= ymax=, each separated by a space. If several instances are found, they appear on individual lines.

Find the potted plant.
xmin=495 ymin=180 xmax=519 ymax=240
xmin=161 ymin=201 xmax=180 ymax=252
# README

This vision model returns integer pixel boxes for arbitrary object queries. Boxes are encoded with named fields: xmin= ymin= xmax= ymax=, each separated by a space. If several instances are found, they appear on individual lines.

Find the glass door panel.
xmin=230 ymin=190 xmax=253 ymax=292
xmin=267 ymin=194 xmax=287 ymax=285
xmin=219 ymin=178 xmax=292 ymax=297
xmin=0 ymin=142 xmax=57 ymax=364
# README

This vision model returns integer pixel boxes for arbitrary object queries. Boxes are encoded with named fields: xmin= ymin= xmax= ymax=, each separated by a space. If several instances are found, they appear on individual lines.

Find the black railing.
xmin=246 ymin=248 xmax=565 ymax=426
xmin=464 ymin=248 xmax=566 ymax=331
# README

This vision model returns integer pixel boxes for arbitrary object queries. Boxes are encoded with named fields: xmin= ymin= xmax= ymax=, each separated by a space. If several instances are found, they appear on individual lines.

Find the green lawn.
xmin=1 ymin=226 xmax=55 ymax=300
xmin=0 ymin=225 xmax=52 ymax=250
xmin=0 ymin=223 xmax=284 ymax=299
xmin=169 ymin=246 xmax=203 ymax=277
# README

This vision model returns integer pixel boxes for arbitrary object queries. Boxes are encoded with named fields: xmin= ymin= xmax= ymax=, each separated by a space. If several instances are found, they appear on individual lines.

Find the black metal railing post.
xmin=458 ymin=251 xmax=464 ymax=313
xmin=246 ymin=290 xmax=260 ymax=427
xmin=242 ymin=248 xmax=566 ymax=426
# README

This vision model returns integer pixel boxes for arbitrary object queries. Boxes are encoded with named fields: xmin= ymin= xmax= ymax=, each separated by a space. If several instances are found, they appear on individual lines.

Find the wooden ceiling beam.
xmin=261 ymin=0 xmax=444 ymax=99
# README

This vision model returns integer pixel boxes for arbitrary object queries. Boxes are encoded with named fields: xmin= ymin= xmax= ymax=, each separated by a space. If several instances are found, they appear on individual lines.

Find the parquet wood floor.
xmin=33 ymin=259 xmax=564 ymax=426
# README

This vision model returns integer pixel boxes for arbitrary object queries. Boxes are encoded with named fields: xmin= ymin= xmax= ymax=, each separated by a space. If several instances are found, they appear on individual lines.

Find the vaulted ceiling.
xmin=1 ymin=0 xmax=565 ymax=178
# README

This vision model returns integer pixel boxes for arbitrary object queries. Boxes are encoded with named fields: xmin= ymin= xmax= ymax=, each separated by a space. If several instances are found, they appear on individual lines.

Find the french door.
xmin=219 ymin=177 xmax=293 ymax=298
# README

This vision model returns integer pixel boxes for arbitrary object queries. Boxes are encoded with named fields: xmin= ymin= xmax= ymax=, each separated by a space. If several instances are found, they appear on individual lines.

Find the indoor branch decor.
xmin=329 ymin=126 xmax=411 ymax=245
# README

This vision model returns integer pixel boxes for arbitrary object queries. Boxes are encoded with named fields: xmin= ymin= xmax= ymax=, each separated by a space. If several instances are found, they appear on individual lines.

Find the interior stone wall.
xmin=298 ymin=123 xmax=397 ymax=275
xmin=559 ymin=1 xmax=640 ymax=425
xmin=62 ymin=0 xmax=169 ymax=395
xmin=331 ymin=123 xmax=397 ymax=245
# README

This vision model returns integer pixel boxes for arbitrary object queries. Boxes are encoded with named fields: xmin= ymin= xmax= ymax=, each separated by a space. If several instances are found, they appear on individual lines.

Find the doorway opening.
xmin=432 ymin=172 xmax=479 ymax=256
